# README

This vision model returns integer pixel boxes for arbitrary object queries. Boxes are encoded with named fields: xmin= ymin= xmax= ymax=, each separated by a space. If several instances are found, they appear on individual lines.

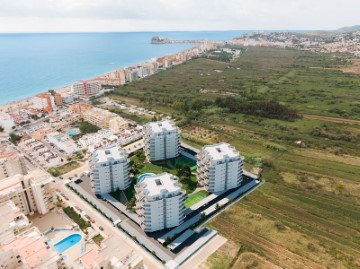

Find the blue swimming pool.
xmin=54 ymin=234 xmax=82 ymax=253
xmin=137 ymin=173 xmax=155 ymax=183
xmin=67 ymin=129 xmax=79 ymax=136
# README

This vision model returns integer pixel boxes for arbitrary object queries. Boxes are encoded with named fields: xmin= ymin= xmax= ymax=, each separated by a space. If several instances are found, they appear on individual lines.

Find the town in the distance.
xmin=0 ymin=39 xmax=260 ymax=269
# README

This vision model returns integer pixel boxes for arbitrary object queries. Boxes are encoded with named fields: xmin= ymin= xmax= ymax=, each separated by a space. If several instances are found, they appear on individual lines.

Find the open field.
xmin=48 ymin=161 xmax=82 ymax=177
xmin=107 ymin=47 xmax=360 ymax=268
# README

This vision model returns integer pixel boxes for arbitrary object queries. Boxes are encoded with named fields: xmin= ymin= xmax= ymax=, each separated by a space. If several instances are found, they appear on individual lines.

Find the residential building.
xmin=72 ymin=80 xmax=102 ymax=98
xmin=54 ymin=92 xmax=63 ymax=106
xmin=0 ymin=227 xmax=61 ymax=269
xmin=78 ymin=236 xmax=143 ymax=269
xmin=31 ymin=93 xmax=55 ymax=113
xmin=0 ymin=169 xmax=56 ymax=215
xmin=0 ymin=144 xmax=27 ymax=180
xmin=135 ymin=173 xmax=186 ymax=232
xmin=89 ymin=145 xmax=130 ymax=195
xmin=197 ymin=142 xmax=243 ymax=193
xmin=0 ymin=112 xmax=15 ymax=132
xmin=47 ymin=132 xmax=80 ymax=155
xmin=78 ymin=129 xmax=115 ymax=149
xmin=144 ymin=120 xmax=180 ymax=161
xmin=0 ymin=201 xmax=31 ymax=244
xmin=69 ymin=102 xmax=93 ymax=116
xmin=108 ymin=116 xmax=128 ymax=134
xmin=83 ymin=107 xmax=120 ymax=129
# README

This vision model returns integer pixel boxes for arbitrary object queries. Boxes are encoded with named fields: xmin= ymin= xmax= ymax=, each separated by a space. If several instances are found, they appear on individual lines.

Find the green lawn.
xmin=185 ymin=190 xmax=209 ymax=208
xmin=171 ymin=156 xmax=197 ymax=171
xmin=48 ymin=161 xmax=81 ymax=177
xmin=92 ymin=234 xmax=104 ymax=244
xmin=63 ymin=206 xmax=91 ymax=232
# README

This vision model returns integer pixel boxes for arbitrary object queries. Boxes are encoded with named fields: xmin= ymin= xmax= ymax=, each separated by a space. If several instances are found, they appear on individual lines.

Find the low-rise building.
xmin=0 ymin=112 xmax=15 ymax=132
xmin=0 ymin=169 xmax=56 ymax=215
xmin=197 ymin=142 xmax=243 ymax=193
xmin=108 ymin=116 xmax=128 ymax=134
xmin=84 ymin=107 xmax=124 ymax=130
xmin=89 ymin=145 xmax=130 ymax=195
xmin=47 ymin=132 xmax=80 ymax=155
xmin=144 ymin=120 xmax=180 ymax=161
xmin=31 ymin=93 xmax=56 ymax=113
xmin=0 ymin=200 xmax=31 ymax=244
xmin=0 ymin=144 xmax=27 ymax=180
xmin=135 ymin=172 xmax=186 ymax=232
xmin=0 ymin=227 xmax=61 ymax=269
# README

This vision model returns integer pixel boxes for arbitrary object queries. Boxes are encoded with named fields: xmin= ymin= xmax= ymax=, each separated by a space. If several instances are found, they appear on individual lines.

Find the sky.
xmin=0 ymin=0 xmax=359 ymax=33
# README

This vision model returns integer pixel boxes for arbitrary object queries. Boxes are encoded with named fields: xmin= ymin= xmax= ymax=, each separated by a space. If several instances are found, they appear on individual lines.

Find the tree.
xmin=0 ymin=125 xmax=3 ymax=132
xmin=181 ymin=165 xmax=192 ymax=179
xmin=9 ymin=133 xmax=22 ymax=145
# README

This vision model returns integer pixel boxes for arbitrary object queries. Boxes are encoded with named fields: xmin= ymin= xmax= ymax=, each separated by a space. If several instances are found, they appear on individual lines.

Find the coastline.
xmin=0 ymin=43 xmax=204 ymax=113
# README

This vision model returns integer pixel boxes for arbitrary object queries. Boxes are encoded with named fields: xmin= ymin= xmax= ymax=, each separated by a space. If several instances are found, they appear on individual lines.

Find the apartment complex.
xmin=0 ymin=112 xmax=15 ymax=132
xmin=0 ymin=144 xmax=27 ymax=180
xmin=47 ymin=132 xmax=80 ymax=155
xmin=144 ymin=120 xmax=180 ymax=162
xmin=0 ymin=227 xmax=61 ymax=269
xmin=89 ymin=145 xmax=130 ymax=195
xmin=0 ymin=169 xmax=56 ymax=215
xmin=83 ymin=107 xmax=128 ymax=133
xmin=31 ymin=93 xmax=56 ymax=113
xmin=72 ymin=80 xmax=102 ymax=98
xmin=135 ymin=173 xmax=186 ymax=232
xmin=197 ymin=142 xmax=243 ymax=193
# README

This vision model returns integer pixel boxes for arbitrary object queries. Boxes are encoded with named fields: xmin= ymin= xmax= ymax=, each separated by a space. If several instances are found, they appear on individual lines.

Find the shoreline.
xmin=0 ymin=43 xmax=208 ymax=113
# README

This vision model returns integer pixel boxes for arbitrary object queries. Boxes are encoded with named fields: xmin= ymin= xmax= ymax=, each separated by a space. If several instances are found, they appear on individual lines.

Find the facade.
xmin=0 ymin=112 xmax=15 ymax=132
xmin=83 ymin=107 xmax=118 ymax=129
xmin=69 ymin=102 xmax=92 ymax=116
xmin=31 ymin=93 xmax=55 ymax=113
xmin=0 ymin=227 xmax=61 ymax=269
xmin=135 ymin=173 xmax=186 ymax=232
xmin=72 ymin=80 xmax=101 ymax=98
xmin=0 ymin=145 xmax=27 ymax=180
xmin=144 ymin=120 xmax=180 ymax=162
xmin=89 ymin=145 xmax=130 ymax=195
xmin=47 ymin=132 xmax=80 ymax=155
xmin=54 ymin=92 xmax=63 ymax=106
xmin=197 ymin=142 xmax=243 ymax=193
xmin=0 ymin=169 xmax=56 ymax=215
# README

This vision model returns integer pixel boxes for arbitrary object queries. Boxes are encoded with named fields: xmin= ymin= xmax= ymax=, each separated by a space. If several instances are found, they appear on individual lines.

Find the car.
xmin=85 ymin=214 xmax=91 ymax=220
xmin=59 ymin=176 xmax=63 ymax=180
xmin=99 ymin=226 xmax=104 ymax=231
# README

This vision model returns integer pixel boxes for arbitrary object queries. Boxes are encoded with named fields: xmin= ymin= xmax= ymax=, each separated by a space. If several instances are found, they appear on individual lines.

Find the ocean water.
xmin=0 ymin=31 xmax=251 ymax=105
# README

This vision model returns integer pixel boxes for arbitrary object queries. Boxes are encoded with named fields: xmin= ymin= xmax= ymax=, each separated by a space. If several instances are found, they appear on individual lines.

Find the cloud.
xmin=0 ymin=0 xmax=359 ymax=32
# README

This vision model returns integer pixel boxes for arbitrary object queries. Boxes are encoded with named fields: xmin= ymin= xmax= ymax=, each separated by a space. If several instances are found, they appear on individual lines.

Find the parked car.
xmin=99 ymin=226 xmax=104 ymax=231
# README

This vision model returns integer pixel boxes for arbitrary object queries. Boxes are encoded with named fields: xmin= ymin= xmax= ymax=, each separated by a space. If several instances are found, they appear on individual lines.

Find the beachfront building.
xmin=0 ymin=169 xmax=56 ymax=215
xmin=72 ymin=80 xmax=102 ymax=98
xmin=0 ymin=227 xmax=61 ymax=269
xmin=89 ymin=145 xmax=130 ymax=195
xmin=0 ymin=112 xmax=15 ymax=132
xmin=0 ymin=200 xmax=31 ymax=244
xmin=0 ymin=144 xmax=27 ymax=180
xmin=144 ymin=120 xmax=180 ymax=162
xmin=197 ymin=142 xmax=243 ymax=193
xmin=47 ymin=132 xmax=80 ymax=155
xmin=31 ymin=93 xmax=56 ymax=113
xmin=135 ymin=173 xmax=186 ymax=232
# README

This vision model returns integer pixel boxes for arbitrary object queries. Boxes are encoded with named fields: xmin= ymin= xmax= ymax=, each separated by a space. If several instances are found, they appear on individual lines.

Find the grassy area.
xmin=63 ymin=206 xmax=91 ymax=232
xmin=48 ymin=161 xmax=81 ymax=177
xmin=170 ymin=156 xmax=197 ymax=171
xmin=79 ymin=121 xmax=100 ymax=134
xmin=106 ymin=47 xmax=360 ymax=268
xmin=92 ymin=234 xmax=104 ymax=244
xmin=184 ymin=190 xmax=209 ymax=208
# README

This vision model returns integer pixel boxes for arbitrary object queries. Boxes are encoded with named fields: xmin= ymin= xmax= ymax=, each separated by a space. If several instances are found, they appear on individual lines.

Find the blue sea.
xmin=0 ymin=31 xmax=251 ymax=104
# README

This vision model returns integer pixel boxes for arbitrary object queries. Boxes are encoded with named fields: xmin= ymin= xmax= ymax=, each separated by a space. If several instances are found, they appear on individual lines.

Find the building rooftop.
xmin=201 ymin=142 xmax=240 ymax=161
xmin=92 ymin=145 xmax=127 ymax=163
xmin=137 ymin=172 xmax=181 ymax=197
xmin=147 ymin=120 xmax=177 ymax=134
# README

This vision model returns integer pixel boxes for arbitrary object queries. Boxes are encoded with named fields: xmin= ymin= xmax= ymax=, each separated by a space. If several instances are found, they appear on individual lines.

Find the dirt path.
xmin=302 ymin=114 xmax=360 ymax=125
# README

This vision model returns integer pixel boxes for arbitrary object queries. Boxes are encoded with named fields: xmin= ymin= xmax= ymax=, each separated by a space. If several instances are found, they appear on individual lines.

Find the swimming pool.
xmin=137 ymin=173 xmax=155 ymax=183
xmin=54 ymin=234 xmax=82 ymax=253
xmin=67 ymin=129 xmax=79 ymax=136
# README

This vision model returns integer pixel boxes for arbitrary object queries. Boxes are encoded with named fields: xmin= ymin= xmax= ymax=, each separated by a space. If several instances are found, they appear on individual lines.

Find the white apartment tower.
xmin=89 ymin=145 xmax=130 ymax=195
xmin=144 ymin=120 xmax=180 ymax=162
xmin=197 ymin=143 xmax=243 ymax=193
xmin=135 ymin=173 xmax=186 ymax=232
